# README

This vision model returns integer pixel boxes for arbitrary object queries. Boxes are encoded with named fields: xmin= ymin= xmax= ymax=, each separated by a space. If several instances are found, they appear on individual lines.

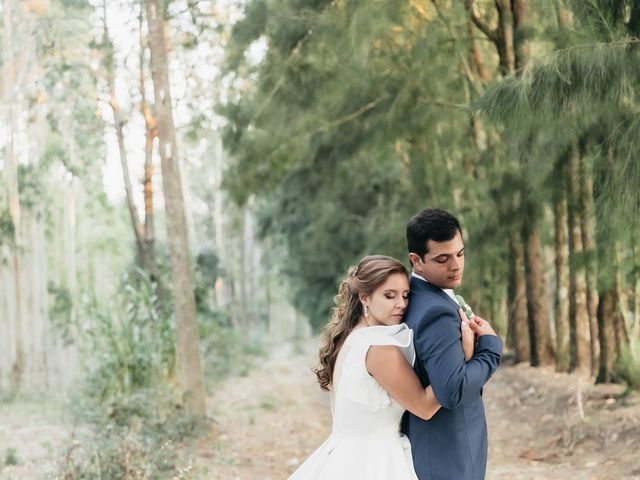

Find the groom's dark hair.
xmin=406 ymin=208 xmax=461 ymax=259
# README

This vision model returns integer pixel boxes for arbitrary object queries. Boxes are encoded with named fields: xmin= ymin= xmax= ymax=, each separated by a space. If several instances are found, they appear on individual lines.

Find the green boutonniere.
xmin=455 ymin=294 xmax=474 ymax=320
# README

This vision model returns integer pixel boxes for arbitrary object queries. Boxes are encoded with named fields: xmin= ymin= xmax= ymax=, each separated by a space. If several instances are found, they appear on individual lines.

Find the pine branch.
xmin=260 ymin=94 xmax=390 ymax=164
xmin=253 ymin=30 xmax=312 ymax=121
xmin=466 ymin=0 xmax=499 ymax=44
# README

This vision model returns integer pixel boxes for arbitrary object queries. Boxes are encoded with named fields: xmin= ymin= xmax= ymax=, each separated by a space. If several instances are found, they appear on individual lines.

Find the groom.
xmin=401 ymin=208 xmax=503 ymax=480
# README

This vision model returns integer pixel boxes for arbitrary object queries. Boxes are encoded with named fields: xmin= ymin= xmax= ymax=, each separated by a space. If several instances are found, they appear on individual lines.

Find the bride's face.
xmin=362 ymin=273 xmax=409 ymax=326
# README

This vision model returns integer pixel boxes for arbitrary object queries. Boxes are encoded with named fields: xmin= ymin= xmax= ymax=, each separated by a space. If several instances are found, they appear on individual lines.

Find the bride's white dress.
xmin=289 ymin=323 xmax=418 ymax=480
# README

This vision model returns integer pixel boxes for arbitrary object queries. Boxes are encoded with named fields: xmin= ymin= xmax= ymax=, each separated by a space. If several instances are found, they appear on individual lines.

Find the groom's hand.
xmin=469 ymin=315 xmax=497 ymax=337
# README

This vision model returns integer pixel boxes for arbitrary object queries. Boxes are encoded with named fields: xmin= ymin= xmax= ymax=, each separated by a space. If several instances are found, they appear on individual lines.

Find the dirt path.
xmin=198 ymin=342 xmax=640 ymax=480
xmin=192 ymin=342 xmax=332 ymax=479
xmin=486 ymin=363 xmax=640 ymax=479
xmin=1 ymin=342 xmax=638 ymax=479
xmin=0 ymin=398 xmax=73 ymax=479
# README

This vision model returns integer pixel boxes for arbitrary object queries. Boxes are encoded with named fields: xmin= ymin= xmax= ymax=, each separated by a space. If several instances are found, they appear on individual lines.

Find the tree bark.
xmin=595 ymin=241 xmax=627 ymax=383
xmin=137 ymin=9 xmax=164 ymax=295
xmin=495 ymin=0 xmax=516 ymax=74
xmin=554 ymin=192 xmax=570 ymax=372
xmin=3 ymin=0 xmax=25 ymax=394
xmin=596 ymin=288 xmax=617 ymax=383
xmin=567 ymin=143 xmax=590 ymax=373
xmin=104 ymin=2 xmax=161 ymax=287
xmin=145 ymin=0 xmax=206 ymax=417
xmin=523 ymin=223 xmax=555 ymax=366
xmin=612 ymin=242 xmax=629 ymax=353
xmin=579 ymin=151 xmax=599 ymax=375
xmin=633 ymin=227 xmax=640 ymax=339
xmin=508 ymin=233 xmax=530 ymax=362
xmin=511 ymin=0 xmax=531 ymax=71
xmin=466 ymin=18 xmax=491 ymax=83
xmin=103 ymin=6 xmax=144 ymax=254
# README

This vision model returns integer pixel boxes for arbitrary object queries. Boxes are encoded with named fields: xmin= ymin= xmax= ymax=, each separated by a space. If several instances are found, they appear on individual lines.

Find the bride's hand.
xmin=459 ymin=308 xmax=475 ymax=361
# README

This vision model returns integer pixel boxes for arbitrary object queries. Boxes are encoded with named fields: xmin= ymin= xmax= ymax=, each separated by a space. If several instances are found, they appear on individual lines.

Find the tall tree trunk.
xmin=596 ymin=288 xmax=617 ymax=383
xmin=567 ymin=143 xmax=590 ymax=373
xmin=513 ymin=0 xmax=554 ymax=366
xmin=466 ymin=0 xmax=515 ymax=75
xmin=632 ymin=227 xmax=640 ymax=338
xmin=612 ymin=243 xmax=629 ymax=353
xmin=508 ymin=233 xmax=530 ymax=362
xmin=523 ymin=223 xmax=555 ymax=366
xmin=511 ymin=0 xmax=531 ymax=71
xmin=138 ymin=8 xmax=164 ymax=297
xmin=466 ymin=19 xmax=491 ymax=83
xmin=579 ymin=152 xmax=599 ymax=375
xmin=212 ymin=135 xmax=225 ymax=309
xmin=554 ymin=0 xmax=573 ymax=28
xmin=495 ymin=0 xmax=516 ymax=74
xmin=104 ymin=2 xmax=162 ymax=287
xmin=596 ymin=241 xmax=627 ymax=383
xmin=103 ymin=7 xmax=143 ymax=253
xmin=554 ymin=192 xmax=570 ymax=372
xmin=145 ymin=0 xmax=206 ymax=417
xmin=3 ymin=0 xmax=25 ymax=394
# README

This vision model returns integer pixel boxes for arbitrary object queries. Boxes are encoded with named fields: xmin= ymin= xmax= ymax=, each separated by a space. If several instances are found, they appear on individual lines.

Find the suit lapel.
xmin=410 ymin=275 xmax=461 ymax=311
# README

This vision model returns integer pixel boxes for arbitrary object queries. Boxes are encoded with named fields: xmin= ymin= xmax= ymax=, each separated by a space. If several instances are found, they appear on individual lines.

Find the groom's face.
xmin=413 ymin=230 xmax=465 ymax=289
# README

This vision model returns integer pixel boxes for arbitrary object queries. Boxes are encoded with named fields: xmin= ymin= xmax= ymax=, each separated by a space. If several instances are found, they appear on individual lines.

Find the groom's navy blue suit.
xmin=402 ymin=276 xmax=503 ymax=480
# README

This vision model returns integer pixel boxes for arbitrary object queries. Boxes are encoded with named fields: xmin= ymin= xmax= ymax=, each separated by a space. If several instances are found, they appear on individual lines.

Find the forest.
xmin=0 ymin=0 xmax=639 ymax=478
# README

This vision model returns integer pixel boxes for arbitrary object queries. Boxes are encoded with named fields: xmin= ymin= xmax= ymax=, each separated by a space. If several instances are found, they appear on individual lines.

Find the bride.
xmin=289 ymin=255 xmax=475 ymax=479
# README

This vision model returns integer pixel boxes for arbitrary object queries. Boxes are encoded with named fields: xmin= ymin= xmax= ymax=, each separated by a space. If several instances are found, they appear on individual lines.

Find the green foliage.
xmin=56 ymin=260 xmax=252 ymax=478
xmin=36 ymin=0 xmax=106 ymax=182
xmin=48 ymin=282 xmax=74 ymax=345
xmin=474 ymin=3 xmax=640 ymax=227
xmin=56 ymin=267 xmax=202 ymax=479
xmin=78 ymin=269 xmax=175 ymax=414
xmin=18 ymin=163 xmax=52 ymax=212
xmin=614 ymin=336 xmax=640 ymax=391
xmin=58 ymin=387 xmax=200 ymax=479
xmin=4 ymin=448 xmax=19 ymax=467
xmin=0 ymin=209 xmax=15 ymax=248
xmin=198 ymin=309 xmax=254 ymax=382
xmin=220 ymin=0 xmax=494 ymax=328
xmin=194 ymin=247 xmax=221 ymax=313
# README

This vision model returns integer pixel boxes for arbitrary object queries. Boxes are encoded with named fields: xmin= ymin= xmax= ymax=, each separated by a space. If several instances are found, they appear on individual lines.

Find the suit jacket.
xmin=401 ymin=276 xmax=503 ymax=480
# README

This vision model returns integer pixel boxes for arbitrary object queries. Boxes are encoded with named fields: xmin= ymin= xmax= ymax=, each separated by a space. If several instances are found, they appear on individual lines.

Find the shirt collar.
xmin=411 ymin=272 xmax=460 ymax=306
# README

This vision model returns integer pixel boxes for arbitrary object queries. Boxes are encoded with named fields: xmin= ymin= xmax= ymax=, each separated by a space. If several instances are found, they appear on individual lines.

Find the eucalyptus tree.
xmin=0 ymin=0 xmax=116 ymax=393
xmin=1 ymin=0 xmax=26 ymax=392
xmin=145 ymin=0 xmax=206 ymax=416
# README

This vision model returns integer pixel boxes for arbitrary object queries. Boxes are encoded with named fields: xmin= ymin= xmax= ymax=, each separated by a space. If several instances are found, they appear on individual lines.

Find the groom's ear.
xmin=408 ymin=253 xmax=422 ymax=267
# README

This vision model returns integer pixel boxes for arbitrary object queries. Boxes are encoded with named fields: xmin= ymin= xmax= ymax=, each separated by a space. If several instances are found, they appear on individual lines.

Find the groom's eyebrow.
xmin=432 ymin=247 xmax=464 ymax=260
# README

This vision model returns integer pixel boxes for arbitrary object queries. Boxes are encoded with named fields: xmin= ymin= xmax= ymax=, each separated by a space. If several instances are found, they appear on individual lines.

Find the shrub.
xmin=57 ymin=387 xmax=200 ymax=479
xmin=4 ymin=448 xmax=19 ymax=467
xmin=614 ymin=337 xmax=640 ymax=391
xmin=78 ymin=268 xmax=175 ymax=412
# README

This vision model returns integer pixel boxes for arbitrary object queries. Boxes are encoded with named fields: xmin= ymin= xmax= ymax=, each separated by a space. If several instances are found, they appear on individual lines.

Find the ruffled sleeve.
xmin=340 ymin=324 xmax=415 ymax=411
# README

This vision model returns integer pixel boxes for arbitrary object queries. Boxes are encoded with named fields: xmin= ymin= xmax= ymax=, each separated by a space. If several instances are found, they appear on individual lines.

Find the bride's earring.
xmin=364 ymin=305 xmax=369 ymax=318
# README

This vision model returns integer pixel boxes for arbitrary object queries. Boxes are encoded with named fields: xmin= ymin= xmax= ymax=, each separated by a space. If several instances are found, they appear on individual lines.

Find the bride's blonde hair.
xmin=313 ymin=255 xmax=408 ymax=391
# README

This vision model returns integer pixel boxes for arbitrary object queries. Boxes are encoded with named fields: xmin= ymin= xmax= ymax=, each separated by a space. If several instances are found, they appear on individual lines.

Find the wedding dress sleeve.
xmin=340 ymin=324 xmax=414 ymax=411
